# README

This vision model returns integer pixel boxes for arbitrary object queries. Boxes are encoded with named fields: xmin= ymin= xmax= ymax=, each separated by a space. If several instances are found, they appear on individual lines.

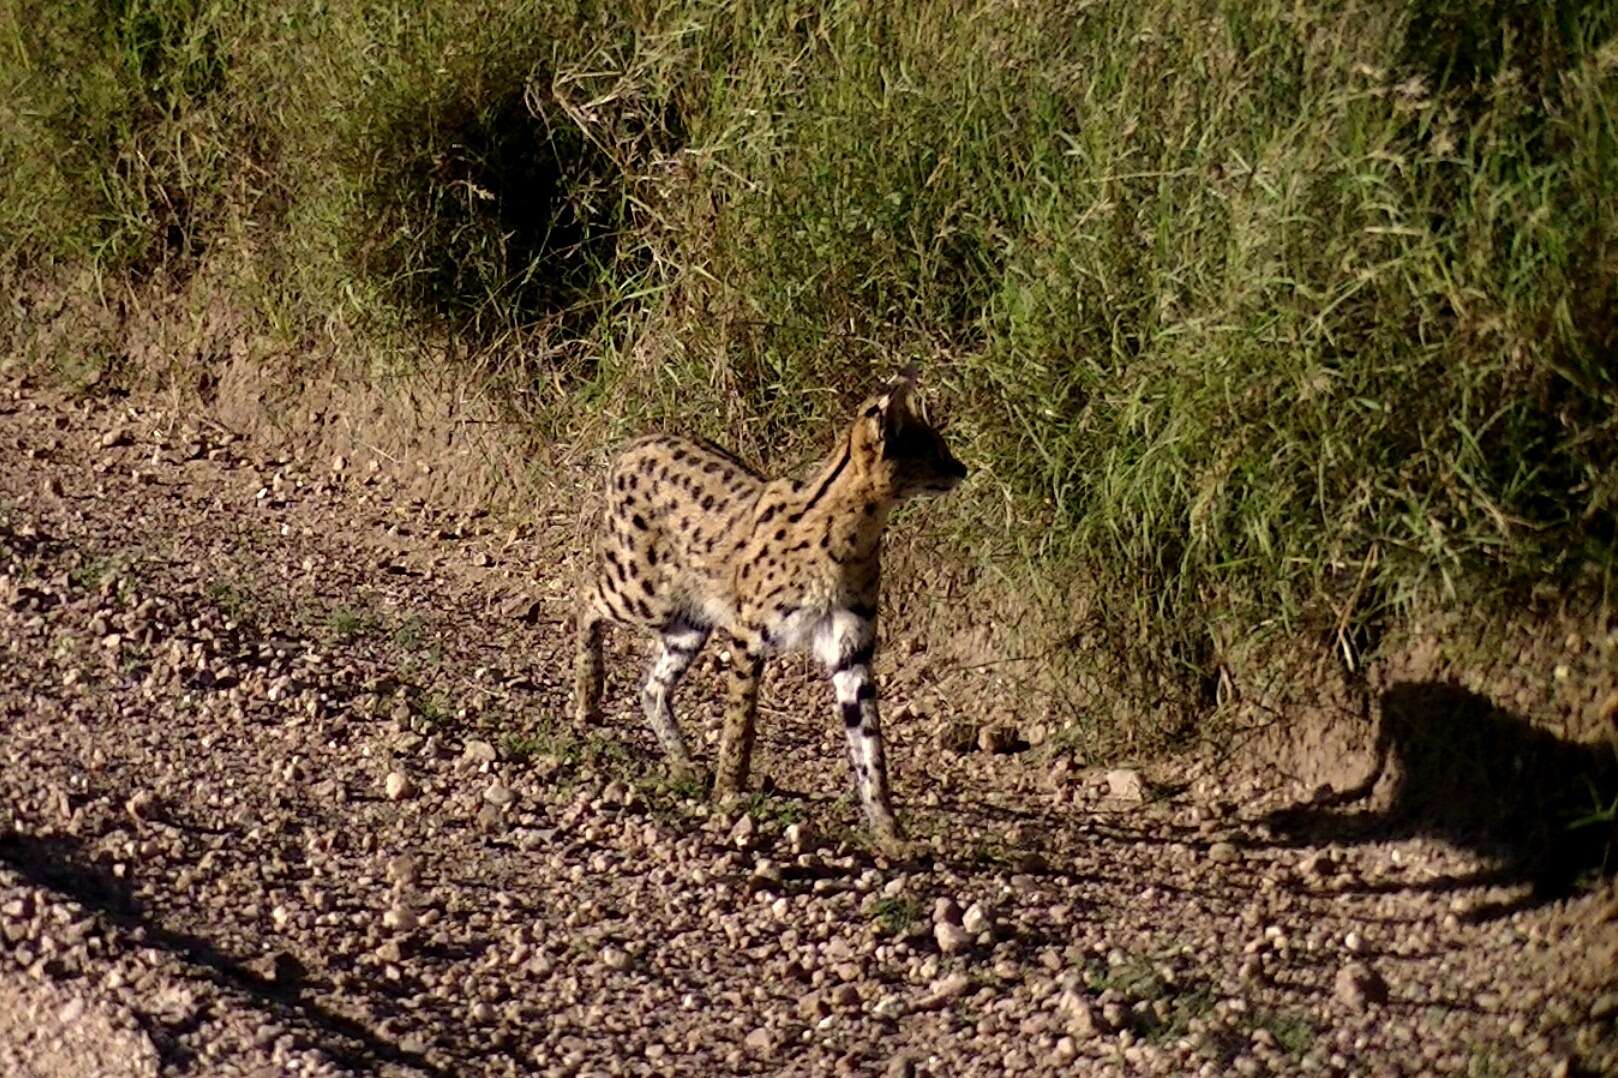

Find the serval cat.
xmin=572 ymin=369 xmax=966 ymax=845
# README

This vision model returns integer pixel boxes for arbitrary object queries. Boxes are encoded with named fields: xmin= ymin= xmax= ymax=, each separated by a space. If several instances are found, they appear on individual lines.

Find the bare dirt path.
xmin=1 ymin=383 xmax=1613 ymax=1076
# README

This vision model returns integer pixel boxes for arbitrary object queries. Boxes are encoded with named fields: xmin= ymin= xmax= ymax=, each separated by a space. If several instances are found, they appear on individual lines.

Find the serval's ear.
xmin=869 ymin=364 xmax=921 ymax=436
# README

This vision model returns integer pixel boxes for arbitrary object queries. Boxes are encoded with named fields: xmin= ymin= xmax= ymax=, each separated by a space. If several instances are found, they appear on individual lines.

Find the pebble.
xmin=929 ymin=973 xmax=972 ymax=1002
xmin=383 ymin=771 xmax=413 ymax=801
xmin=382 ymin=907 xmax=417 ymax=932
xmin=1208 ymin=841 xmax=1239 ymax=863
xmin=934 ymin=920 xmax=973 ymax=955
xmin=1336 ymin=962 xmax=1389 ymax=1010
xmin=1105 ymin=768 xmax=1146 ymax=802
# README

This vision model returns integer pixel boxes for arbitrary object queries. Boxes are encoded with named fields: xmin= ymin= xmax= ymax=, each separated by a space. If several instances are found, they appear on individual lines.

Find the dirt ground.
xmin=1 ymin=381 xmax=1614 ymax=1076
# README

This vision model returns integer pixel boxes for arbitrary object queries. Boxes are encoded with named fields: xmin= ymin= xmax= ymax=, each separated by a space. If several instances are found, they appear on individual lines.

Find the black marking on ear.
xmin=841 ymin=701 xmax=862 ymax=727
xmin=847 ymin=602 xmax=877 ymax=620
xmin=856 ymin=681 xmax=876 ymax=702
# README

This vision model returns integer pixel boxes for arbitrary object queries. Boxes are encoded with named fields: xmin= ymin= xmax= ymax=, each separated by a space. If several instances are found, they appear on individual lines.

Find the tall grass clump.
xmin=3 ymin=0 xmax=1615 ymax=743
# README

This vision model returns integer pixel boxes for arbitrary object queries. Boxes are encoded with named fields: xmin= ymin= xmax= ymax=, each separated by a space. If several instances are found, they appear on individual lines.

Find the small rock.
xmin=831 ymin=983 xmax=861 ymax=1009
xmin=462 ymin=739 xmax=497 ymax=765
xmin=383 ymin=771 xmax=413 ymax=801
xmin=885 ymin=1053 xmax=917 ymax=1078
xmin=254 ymin=950 xmax=305 ymax=987
xmin=601 ymin=945 xmax=632 ymax=972
xmin=125 ymin=789 xmax=160 ymax=821
xmin=784 ymin=822 xmax=811 ymax=852
xmin=929 ymin=972 xmax=972 ymax=1002
xmin=728 ymin=814 xmax=756 ymax=849
xmin=502 ymin=595 xmax=543 ymax=623
xmin=483 ymin=781 xmax=515 ymax=808
xmin=1057 ymin=990 xmax=1103 ymax=1037
xmin=475 ymin=802 xmax=505 ymax=834
xmin=1105 ymin=768 xmax=1146 ymax=803
xmin=934 ymin=920 xmax=973 ymax=955
xmin=977 ymin=724 xmax=1021 ymax=754
xmin=933 ymin=897 xmax=962 ymax=925
xmin=385 ymin=855 xmax=421 ymax=886
xmin=1335 ymin=962 xmax=1388 ymax=1010
xmin=99 ymin=428 xmax=131 ymax=449
xmin=57 ymin=997 xmax=85 ymax=1024
xmin=382 ymin=907 xmax=417 ymax=932
xmin=1207 ymin=841 xmax=1239 ymax=864
xmin=962 ymin=902 xmax=993 ymax=936
xmin=743 ymin=1027 xmax=776 ymax=1056
xmin=1590 ymin=992 xmax=1618 ymax=1022
xmin=797 ymin=991 xmax=830 ymax=1021
xmin=749 ymin=859 xmax=784 ymax=892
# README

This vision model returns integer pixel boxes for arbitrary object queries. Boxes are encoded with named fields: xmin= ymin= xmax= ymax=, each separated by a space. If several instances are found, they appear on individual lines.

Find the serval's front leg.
xmin=818 ymin=612 xmax=902 ymax=846
xmin=714 ymin=630 xmax=764 ymax=801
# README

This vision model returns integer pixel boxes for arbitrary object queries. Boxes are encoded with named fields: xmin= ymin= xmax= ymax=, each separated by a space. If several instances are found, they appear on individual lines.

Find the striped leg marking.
xmin=818 ymin=613 xmax=901 ymax=842
xmin=715 ymin=632 xmax=765 ymax=800
xmin=640 ymin=622 xmax=709 ymax=773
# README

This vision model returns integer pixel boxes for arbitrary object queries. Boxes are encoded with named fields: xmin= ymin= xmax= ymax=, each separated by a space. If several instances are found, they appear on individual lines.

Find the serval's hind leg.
xmin=573 ymin=595 xmax=607 ymax=726
xmin=640 ymin=619 xmax=709 ymax=777
xmin=714 ymin=629 xmax=765 ymax=802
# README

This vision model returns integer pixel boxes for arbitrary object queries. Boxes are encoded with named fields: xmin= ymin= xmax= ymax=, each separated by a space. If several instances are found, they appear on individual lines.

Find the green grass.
xmin=4 ymin=0 xmax=1616 ymax=746
xmin=871 ymin=895 xmax=924 ymax=936
xmin=324 ymin=603 xmax=382 ymax=642
xmin=739 ymin=791 xmax=805 ymax=828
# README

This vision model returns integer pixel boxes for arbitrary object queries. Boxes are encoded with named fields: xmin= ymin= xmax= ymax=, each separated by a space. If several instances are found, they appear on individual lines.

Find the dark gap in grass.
xmin=355 ymin=56 xmax=680 ymax=350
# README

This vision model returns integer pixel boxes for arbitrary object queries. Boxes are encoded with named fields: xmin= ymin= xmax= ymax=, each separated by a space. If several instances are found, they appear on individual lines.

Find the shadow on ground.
xmin=1266 ymin=680 xmax=1618 ymax=921
xmin=0 ymin=829 xmax=450 ymax=1076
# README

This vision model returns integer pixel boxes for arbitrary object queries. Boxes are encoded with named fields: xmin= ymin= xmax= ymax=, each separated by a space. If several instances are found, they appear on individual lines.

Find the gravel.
xmin=0 ymin=382 xmax=1614 ymax=1076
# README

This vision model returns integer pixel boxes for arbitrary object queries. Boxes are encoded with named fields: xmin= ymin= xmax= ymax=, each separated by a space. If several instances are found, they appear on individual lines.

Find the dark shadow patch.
xmin=0 ymin=829 xmax=452 ymax=1076
xmin=356 ymin=58 xmax=679 ymax=348
xmin=1266 ymin=680 xmax=1618 ymax=920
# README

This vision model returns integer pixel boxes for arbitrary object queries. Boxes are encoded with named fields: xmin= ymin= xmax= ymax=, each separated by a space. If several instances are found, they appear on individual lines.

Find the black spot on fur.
xmin=773 ymin=527 xmax=786 ymax=542
xmin=856 ymin=681 xmax=876 ymax=702
xmin=759 ymin=504 xmax=778 ymax=524
xmin=841 ymin=701 xmax=862 ymax=727
xmin=701 ymin=494 xmax=715 ymax=512
xmin=836 ymin=643 xmax=875 ymax=672
xmin=631 ymin=513 xmax=648 ymax=531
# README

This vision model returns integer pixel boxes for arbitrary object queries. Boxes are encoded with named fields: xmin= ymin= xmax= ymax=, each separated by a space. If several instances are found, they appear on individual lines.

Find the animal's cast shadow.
xmin=1266 ymin=680 xmax=1617 ymax=921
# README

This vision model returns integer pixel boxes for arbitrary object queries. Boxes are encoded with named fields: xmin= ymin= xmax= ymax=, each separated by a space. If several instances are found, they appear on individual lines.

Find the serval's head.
xmin=850 ymin=366 xmax=967 ymax=502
